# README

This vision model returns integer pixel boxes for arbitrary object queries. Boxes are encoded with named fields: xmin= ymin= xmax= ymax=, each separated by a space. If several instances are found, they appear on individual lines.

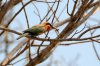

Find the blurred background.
xmin=0 ymin=0 xmax=100 ymax=66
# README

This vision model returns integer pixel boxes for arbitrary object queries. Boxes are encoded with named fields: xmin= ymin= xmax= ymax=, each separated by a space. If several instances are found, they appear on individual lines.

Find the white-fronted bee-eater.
xmin=17 ymin=22 xmax=58 ymax=40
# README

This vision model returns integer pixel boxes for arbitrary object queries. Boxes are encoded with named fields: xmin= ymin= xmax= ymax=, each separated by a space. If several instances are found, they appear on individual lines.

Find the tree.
xmin=0 ymin=0 xmax=100 ymax=66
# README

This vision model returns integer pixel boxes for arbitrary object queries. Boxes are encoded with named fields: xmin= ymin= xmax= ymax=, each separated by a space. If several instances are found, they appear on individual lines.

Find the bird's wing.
xmin=17 ymin=33 xmax=29 ymax=40
xmin=23 ymin=26 xmax=45 ymax=36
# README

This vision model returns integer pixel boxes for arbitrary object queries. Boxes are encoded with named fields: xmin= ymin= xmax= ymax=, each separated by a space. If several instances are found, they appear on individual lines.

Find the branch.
xmin=0 ymin=27 xmax=21 ymax=35
xmin=0 ymin=0 xmax=22 ymax=24
xmin=1 ymin=1 xmax=100 ymax=66
xmin=0 ymin=27 xmax=99 ymax=42
xmin=0 ymin=17 xmax=70 ymax=65
xmin=26 ymin=2 xmax=99 ymax=66
xmin=78 ymin=26 xmax=100 ymax=38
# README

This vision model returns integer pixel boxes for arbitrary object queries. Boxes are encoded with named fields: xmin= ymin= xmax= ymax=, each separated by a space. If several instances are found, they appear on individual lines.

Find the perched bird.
xmin=17 ymin=22 xmax=58 ymax=40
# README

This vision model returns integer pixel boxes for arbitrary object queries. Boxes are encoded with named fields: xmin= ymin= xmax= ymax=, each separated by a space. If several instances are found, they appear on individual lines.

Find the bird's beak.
xmin=49 ymin=24 xmax=56 ymax=29
xmin=49 ymin=24 xmax=59 ymax=34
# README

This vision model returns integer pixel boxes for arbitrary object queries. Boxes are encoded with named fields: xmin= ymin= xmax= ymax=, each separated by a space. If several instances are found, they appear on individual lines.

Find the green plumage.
xmin=24 ymin=26 xmax=45 ymax=35
xmin=17 ymin=25 xmax=46 ymax=40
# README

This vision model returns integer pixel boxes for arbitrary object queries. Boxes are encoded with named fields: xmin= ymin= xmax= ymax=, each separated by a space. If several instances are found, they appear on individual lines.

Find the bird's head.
xmin=42 ymin=22 xmax=54 ymax=30
xmin=42 ymin=22 xmax=59 ymax=33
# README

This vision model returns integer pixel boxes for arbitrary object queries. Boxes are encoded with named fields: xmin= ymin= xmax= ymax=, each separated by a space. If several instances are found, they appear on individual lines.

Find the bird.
xmin=17 ymin=22 xmax=58 ymax=40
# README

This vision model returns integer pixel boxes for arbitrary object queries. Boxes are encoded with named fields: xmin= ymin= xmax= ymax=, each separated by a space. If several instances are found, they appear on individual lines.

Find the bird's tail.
xmin=17 ymin=33 xmax=29 ymax=40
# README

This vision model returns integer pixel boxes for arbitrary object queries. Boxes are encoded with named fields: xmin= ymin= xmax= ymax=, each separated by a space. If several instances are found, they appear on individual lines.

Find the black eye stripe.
xmin=47 ymin=23 xmax=53 ymax=26
xmin=46 ymin=23 xmax=50 ymax=25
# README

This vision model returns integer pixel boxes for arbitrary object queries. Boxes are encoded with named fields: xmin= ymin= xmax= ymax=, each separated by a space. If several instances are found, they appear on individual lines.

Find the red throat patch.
xmin=45 ymin=25 xmax=51 ymax=31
